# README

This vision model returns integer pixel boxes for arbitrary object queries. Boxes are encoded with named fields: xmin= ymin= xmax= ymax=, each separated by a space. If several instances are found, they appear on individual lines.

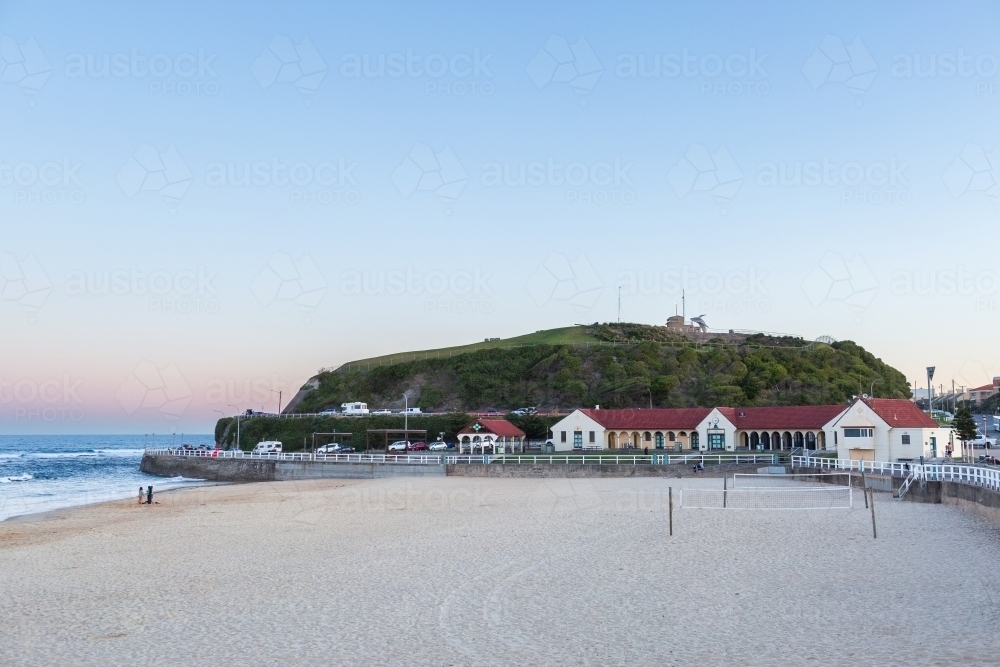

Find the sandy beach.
xmin=2 ymin=476 xmax=999 ymax=666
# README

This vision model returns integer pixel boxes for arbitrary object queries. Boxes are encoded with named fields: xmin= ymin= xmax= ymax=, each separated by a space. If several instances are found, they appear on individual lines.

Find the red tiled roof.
xmin=579 ymin=408 xmax=711 ymax=430
xmin=458 ymin=419 xmax=525 ymax=437
xmin=861 ymin=398 xmax=939 ymax=428
xmin=718 ymin=405 xmax=847 ymax=430
xmin=971 ymin=383 xmax=996 ymax=392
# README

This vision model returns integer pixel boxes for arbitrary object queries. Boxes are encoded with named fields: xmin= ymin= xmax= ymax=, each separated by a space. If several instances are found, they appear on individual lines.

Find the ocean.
xmin=0 ymin=434 xmax=215 ymax=522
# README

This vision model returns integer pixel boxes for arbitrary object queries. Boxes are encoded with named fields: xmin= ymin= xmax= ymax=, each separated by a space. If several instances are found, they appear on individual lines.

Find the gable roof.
xmin=861 ymin=398 xmax=939 ymax=428
xmin=716 ymin=405 xmax=847 ymax=430
xmin=458 ymin=418 xmax=525 ymax=437
xmin=578 ymin=408 xmax=712 ymax=430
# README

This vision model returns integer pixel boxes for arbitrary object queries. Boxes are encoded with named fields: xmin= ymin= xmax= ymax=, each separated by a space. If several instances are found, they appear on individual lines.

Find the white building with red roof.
xmin=457 ymin=418 xmax=526 ymax=454
xmin=550 ymin=399 xmax=954 ymax=461
xmin=829 ymin=397 xmax=954 ymax=462
xmin=968 ymin=377 xmax=1000 ymax=405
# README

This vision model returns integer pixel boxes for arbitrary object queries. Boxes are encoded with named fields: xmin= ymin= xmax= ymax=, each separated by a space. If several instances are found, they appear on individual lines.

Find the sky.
xmin=1 ymin=0 xmax=999 ymax=434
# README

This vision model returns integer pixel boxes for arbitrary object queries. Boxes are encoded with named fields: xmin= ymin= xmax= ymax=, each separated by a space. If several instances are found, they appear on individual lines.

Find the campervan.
xmin=253 ymin=441 xmax=282 ymax=454
xmin=340 ymin=402 xmax=370 ymax=416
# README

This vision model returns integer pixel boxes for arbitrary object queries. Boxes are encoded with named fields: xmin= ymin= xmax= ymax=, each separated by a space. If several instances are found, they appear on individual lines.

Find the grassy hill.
xmin=290 ymin=323 xmax=911 ymax=414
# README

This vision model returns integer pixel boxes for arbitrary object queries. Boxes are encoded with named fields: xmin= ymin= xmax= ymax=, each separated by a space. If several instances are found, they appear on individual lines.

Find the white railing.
xmin=791 ymin=456 xmax=913 ymax=477
xmin=148 ymin=448 xmax=778 ymax=467
xmin=792 ymin=456 xmax=1000 ymax=493
xmin=443 ymin=453 xmax=779 ymax=465
xmin=144 ymin=449 xmax=443 ymax=465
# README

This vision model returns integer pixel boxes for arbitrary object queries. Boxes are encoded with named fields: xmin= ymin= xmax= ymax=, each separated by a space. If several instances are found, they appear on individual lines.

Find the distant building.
xmin=549 ymin=398 xmax=955 ymax=462
xmin=457 ymin=418 xmax=525 ymax=454
xmin=969 ymin=377 xmax=1000 ymax=405
xmin=830 ymin=397 xmax=954 ymax=462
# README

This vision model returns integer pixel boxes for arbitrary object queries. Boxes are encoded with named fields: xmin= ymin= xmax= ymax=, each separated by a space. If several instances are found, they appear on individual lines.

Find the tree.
xmin=953 ymin=406 xmax=978 ymax=444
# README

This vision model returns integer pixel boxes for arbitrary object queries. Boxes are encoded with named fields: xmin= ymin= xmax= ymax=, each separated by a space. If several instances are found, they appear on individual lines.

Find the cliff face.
xmin=284 ymin=325 xmax=910 ymax=415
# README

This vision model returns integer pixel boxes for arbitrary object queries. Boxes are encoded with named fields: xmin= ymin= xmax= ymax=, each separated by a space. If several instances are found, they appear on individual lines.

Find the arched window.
xmin=655 ymin=432 xmax=664 ymax=449
xmin=644 ymin=431 xmax=652 ymax=442
xmin=668 ymin=432 xmax=675 ymax=441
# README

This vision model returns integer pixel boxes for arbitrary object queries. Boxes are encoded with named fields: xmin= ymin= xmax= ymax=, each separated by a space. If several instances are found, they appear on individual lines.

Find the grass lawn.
xmin=337 ymin=326 xmax=602 ymax=371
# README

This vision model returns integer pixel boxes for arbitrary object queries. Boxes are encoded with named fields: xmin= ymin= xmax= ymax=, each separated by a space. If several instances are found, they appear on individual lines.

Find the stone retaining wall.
xmin=447 ymin=461 xmax=769 ymax=479
xmin=140 ymin=454 xmax=445 ymax=482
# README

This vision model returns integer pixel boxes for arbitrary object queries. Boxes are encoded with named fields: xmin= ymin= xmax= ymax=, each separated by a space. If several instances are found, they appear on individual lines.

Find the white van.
xmin=340 ymin=402 xmax=369 ymax=416
xmin=253 ymin=440 xmax=283 ymax=454
xmin=400 ymin=407 xmax=422 ymax=415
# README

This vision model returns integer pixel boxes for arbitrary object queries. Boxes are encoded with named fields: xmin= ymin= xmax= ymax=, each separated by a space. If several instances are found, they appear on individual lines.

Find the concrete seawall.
xmin=141 ymin=454 xmax=767 ymax=483
xmin=447 ymin=461 xmax=769 ymax=478
xmin=794 ymin=465 xmax=1000 ymax=524
xmin=141 ymin=454 xmax=446 ymax=482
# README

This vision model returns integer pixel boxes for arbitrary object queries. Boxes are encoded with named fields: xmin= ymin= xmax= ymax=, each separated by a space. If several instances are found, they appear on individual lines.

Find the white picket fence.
xmin=147 ymin=449 xmax=778 ymax=467
xmin=791 ymin=456 xmax=1000 ymax=492
xmin=144 ymin=449 xmax=443 ymax=465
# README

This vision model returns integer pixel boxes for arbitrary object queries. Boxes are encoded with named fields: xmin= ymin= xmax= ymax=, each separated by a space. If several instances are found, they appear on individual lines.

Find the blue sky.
xmin=2 ymin=0 xmax=999 ymax=432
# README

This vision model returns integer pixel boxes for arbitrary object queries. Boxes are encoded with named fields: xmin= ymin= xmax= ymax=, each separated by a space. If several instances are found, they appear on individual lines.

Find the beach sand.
xmin=1 ymin=476 xmax=999 ymax=666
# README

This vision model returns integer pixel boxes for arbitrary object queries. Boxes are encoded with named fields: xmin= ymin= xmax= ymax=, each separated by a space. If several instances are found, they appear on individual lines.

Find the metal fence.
xmin=144 ymin=449 xmax=443 ymax=465
xmin=147 ymin=449 xmax=777 ymax=467
xmin=791 ymin=455 xmax=1000 ymax=492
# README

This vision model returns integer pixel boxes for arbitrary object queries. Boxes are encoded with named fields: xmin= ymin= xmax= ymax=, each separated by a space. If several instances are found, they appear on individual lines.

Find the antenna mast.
xmin=682 ymin=289 xmax=686 ymax=323
xmin=617 ymin=286 xmax=621 ymax=323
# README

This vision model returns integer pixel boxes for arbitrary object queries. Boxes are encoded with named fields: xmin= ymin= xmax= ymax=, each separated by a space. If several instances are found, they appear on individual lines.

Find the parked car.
xmin=511 ymin=406 xmax=537 ymax=416
xmin=483 ymin=408 xmax=503 ymax=416
xmin=338 ymin=445 xmax=356 ymax=453
xmin=371 ymin=409 xmax=392 ymax=415
xmin=428 ymin=441 xmax=451 ymax=451
xmin=315 ymin=444 xmax=341 ymax=454
xmin=408 ymin=442 xmax=428 ymax=451
xmin=971 ymin=431 xmax=997 ymax=448
xmin=387 ymin=440 xmax=410 ymax=452
xmin=319 ymin=408 xmax=339 ymax=415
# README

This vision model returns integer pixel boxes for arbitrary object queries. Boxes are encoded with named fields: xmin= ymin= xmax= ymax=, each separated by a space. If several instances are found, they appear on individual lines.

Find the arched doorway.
xmin=805 ymin=432 xmax=816 ymax=450
xmin=794 ymin=432 xmax=804 ymax=448
xmin=782 ymin=432 xmax=792 ymax=449
xmin=751 ymin=432 xmax=760 ymax=449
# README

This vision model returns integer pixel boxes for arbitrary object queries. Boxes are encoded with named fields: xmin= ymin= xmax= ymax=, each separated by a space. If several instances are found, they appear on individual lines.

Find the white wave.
xmin=0 ymin=474 xmax=33 ymax=483
xmin=0 ymin=453 xmax=24 ymax=459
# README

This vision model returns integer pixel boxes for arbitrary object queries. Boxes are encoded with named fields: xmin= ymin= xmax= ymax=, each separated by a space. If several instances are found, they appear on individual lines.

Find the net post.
xmin=723 ymin=475 xmax=727 ymax=508
xmin=668 ymin=487 xmax=673 ymax=536
xmin=861 ymin=471 xmax=868 ymax=508
xmin=868 ymin=487 xmax=877 ymax=539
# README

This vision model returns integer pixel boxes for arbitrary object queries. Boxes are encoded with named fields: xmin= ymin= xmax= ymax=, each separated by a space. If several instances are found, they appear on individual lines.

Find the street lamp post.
xmin=227 ymin=404 xmax=241 ymax=451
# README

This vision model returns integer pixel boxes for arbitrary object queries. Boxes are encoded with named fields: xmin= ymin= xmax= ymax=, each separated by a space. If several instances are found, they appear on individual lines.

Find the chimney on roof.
xmin=594 ymin=405 xmax=600 ymax=410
